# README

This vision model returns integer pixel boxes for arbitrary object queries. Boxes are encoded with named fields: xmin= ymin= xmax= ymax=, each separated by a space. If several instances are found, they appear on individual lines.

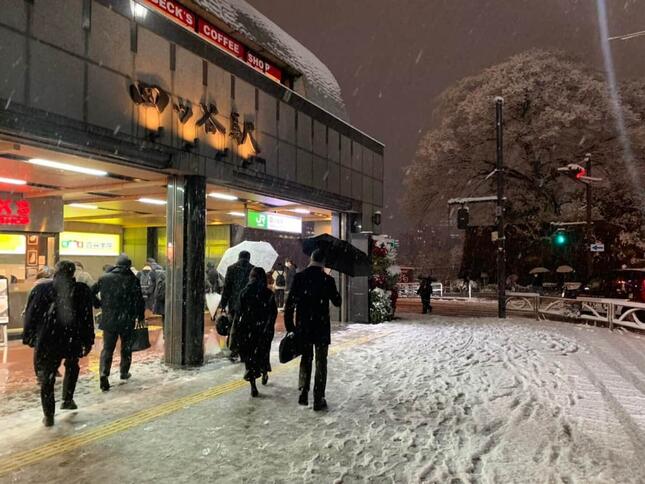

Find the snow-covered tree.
xmin=404 ymin=49 xmax=645 ymax=269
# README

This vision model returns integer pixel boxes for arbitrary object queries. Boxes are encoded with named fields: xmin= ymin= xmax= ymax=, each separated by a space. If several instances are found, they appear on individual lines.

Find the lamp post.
xmin=495 ymin=96 xmax=506 ymax=319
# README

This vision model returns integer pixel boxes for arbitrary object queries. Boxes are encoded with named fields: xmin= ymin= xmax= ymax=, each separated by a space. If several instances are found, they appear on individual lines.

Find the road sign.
xmin=590 ymin=242 xmax=605 ymax=252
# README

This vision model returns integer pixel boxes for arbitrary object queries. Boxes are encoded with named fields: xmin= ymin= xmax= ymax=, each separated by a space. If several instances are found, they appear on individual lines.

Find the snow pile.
xmin=194 ymin=0 xmax=349 ymax=121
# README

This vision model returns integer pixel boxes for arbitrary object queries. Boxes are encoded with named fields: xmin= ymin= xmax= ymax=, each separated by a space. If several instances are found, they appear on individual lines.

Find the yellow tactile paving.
xmin=0 ymin=332 xmax=385 ymax=476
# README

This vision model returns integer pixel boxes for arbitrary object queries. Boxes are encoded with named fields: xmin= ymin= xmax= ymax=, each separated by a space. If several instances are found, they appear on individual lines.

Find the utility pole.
xmin=585 ymin=153 xmax=593 ymax=279
xmin=495 ymin=96 xmax=506 ymax=319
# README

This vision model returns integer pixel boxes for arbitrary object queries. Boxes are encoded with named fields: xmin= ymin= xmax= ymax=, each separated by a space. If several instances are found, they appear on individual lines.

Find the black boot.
xmin=61 ymin=400 xmax=78 ymax=410
xmin=250 ymin=379 xmax=259 ymax=397
xmin=313 ymin=398 xmax=328 ymax=412
xmin=298 ymin=391 xmax=308 ymax=406
xmin=100 ymin=376 xmax=110 ymax=392
xmin=43 ymin=415 xmax=54 ymax=427
xmin=261 ymin=373 xmax=269 ymax=386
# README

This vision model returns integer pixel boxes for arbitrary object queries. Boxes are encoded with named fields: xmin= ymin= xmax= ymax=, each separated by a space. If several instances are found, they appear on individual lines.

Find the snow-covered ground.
xmin=1 ymin=317 xmax=645 ymax=483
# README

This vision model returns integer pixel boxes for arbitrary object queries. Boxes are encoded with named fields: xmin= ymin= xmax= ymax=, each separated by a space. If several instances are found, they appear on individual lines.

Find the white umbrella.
xmin=529 ymin=267 xmax=550 ymax=275
xmin=556 ymin=265 xmax=574 ymax=273
xmin=217 ymin=241 xmax=278 ymax=277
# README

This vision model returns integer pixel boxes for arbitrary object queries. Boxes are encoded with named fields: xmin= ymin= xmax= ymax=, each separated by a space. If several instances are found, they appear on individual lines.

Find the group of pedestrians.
xmin=219 ymin=250 xmax=341 ymax=411
xmin=23 ymin=249 xmax=341 ymax=426
xmin=23 ymin=255 xmax=146 ymax=426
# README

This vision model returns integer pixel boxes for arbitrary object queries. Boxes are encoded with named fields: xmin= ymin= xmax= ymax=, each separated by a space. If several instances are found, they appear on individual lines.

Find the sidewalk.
xmin=0 ymin=311 xmax=287 ymax=398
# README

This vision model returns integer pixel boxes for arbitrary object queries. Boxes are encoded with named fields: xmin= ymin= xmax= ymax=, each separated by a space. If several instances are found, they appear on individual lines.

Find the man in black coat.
xmin=417 ymin=276 xmax=433 ymax=314
xmin=23 ymin=260 xmax=95 ymax=426
xmin=284 ymin=249 xmax=342 ymax=411
xmin=221 ymin=251 xmax=254 ymax=359
xmin=93 ymin=254 xmax=145 ymax=392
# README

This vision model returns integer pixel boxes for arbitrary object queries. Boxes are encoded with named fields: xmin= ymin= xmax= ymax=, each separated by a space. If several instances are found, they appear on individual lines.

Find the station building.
xmin=0 ymin=0 xmax=384 ymax=364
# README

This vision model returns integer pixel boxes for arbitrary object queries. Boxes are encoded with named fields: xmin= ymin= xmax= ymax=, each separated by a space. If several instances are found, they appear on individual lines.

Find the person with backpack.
xmin=137 ymin=263 xmax=157 ymax=311
xmin=153 ymin=270 xmax=166 ymax=325
xmin=23 ymin=261 xmax=95 ymax=427
xmin=272 ymin=263 xmax=287 ymax=309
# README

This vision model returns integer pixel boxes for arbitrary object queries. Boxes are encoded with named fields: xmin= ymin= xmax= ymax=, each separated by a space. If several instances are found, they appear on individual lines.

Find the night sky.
xmin=247 ymin=0 xmax=645 ymax=236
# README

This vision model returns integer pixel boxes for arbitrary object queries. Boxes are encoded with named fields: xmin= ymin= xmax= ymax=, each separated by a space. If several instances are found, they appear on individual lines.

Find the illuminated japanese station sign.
xmin=142 ymin=0 xmax=283 ymax=83
xmin=0 ymin=199 xmax=30 ymax=226
xmin=247 ymin=210 xmax=302 ymax=234
xmin=60 ymin=232 xmax=121 ymax=257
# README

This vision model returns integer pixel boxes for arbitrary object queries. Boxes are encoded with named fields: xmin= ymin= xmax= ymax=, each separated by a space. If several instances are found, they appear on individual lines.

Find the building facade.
xmin=0 ymin=0 xmax=384 ymax=364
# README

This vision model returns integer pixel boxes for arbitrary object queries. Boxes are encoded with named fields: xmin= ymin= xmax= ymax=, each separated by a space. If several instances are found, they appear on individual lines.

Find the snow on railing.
xmin=397 ymin=282 xmax=443 ymax=298
xmin=505 ymin=292 xmax=645 ymax=331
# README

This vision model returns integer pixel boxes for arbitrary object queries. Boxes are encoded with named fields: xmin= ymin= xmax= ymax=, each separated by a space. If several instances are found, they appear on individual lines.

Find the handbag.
xmin=130 ymin=319 xmax=151 ymax=352
xmin=215 ymin=312 xmax=231 ymax=336
xmin=278 ymin=331 xmax=302 ymax=364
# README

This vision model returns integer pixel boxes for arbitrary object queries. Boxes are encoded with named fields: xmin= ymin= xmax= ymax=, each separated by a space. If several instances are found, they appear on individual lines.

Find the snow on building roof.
xmin=193 ymin=0 xmax=349 ymax=121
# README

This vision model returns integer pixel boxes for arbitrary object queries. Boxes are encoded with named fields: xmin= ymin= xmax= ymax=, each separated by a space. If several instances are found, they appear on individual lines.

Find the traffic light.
xmin=552 ymin=229 xmax=568 ymax=246
xmin=457 ymin=207 xmax=469 ymax=229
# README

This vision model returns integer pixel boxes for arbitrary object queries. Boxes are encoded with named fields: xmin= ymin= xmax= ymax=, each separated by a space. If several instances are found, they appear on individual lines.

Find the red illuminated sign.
xmin=246 ymin=51 xmax=283 ymax=82
xmin=140 ymin=0 xmax=283 ymax=83
xmin=0 ymin=199 xmax=30 ymax=226
xmin=145 ymin=0 xmax=196 ymax=29
xmin=198 ymin=18 xmax=245 ymax=59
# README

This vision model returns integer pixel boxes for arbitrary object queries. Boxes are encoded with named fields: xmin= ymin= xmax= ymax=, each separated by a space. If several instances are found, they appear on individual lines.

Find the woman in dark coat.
xmin=236 ymin=267 xmax=277 ymax=397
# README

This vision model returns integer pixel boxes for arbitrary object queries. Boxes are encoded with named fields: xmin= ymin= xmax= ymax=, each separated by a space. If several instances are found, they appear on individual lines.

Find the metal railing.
xmin=397 ymin=282 xmax=443 ymax=298
xmin=506 ymin=292 xmax=645 ymax=331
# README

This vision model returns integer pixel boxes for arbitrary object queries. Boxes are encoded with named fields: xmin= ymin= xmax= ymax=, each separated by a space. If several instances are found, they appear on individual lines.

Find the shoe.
xmin=298 ymin=392 xmax=308 ymax=406
xmin=261 ymin=373 xmax=269 ymax=386
xmin=100 ymin=376 xmax=110 ymax=392
xmin=120 ymin=373 xmax=132 ymax=380
xmin=43 ymin=415 xmax=54 ymax=427
xmin=313 ymin=399 xmax=328 ymax=412
xmin=61 ymin=400 xmax=78 ymax=410
xmin=250 ymin=381 xmax=259 ymax=398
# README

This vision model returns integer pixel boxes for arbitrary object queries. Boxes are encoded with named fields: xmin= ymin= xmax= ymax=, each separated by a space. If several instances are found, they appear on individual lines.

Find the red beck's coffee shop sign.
xmin=142 ymin=0 xmax=283 ymax=83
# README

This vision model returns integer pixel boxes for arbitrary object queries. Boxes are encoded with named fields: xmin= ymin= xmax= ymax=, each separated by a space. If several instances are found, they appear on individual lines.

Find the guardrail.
xmin=397 ymin=282 xmax=443 ymax=298
xmin=505 ymin=292 xmax=645 ymax=331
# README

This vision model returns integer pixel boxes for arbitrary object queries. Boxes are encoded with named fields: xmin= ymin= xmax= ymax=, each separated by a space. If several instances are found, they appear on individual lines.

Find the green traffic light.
xmin=554 ymin=232 xmax=567 ymax=246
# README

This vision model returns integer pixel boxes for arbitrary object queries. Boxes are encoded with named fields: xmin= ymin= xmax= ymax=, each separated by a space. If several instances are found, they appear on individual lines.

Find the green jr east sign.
xmin=247 ymin=210 xmax=302 ymax=234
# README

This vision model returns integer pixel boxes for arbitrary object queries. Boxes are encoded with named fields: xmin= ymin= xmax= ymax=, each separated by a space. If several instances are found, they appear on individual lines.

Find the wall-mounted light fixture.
xmin=372 ymin=210 xmax=382 ymax=227
xmin=183 ymin=138 xmax=199 ymax=152
xmin=146 ymin=126 xmax=164 ymax=143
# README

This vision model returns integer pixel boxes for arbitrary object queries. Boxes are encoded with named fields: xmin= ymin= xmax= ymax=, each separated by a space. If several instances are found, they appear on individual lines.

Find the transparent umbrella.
xmin=529 ymin=267 xmax=550 ymax=275
xmin=217 ymin=241 xmax=278 ymax=277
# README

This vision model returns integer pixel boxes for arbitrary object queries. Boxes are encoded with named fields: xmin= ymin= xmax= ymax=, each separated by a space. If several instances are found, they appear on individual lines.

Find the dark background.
xmin=247 ymin=0 xmax=645 ymax=236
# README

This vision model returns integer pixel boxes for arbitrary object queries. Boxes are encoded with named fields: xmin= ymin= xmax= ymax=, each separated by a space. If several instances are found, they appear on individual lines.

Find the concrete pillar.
xmin=164 ymin=175 xmax=206 ymax=366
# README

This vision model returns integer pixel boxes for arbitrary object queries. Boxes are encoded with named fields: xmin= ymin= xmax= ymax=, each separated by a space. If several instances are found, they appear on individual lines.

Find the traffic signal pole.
xmin=495 ymin=97 xmax=506 ymax=319
xmin=585 ymin=154 xmax=593 ymax=279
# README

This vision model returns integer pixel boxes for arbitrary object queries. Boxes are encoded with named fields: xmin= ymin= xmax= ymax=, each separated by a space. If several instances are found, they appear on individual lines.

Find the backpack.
xmin=275 ymin=271 xmax=286 ymax=287
xmin=139 ymin=271 xmax=155 ymax=296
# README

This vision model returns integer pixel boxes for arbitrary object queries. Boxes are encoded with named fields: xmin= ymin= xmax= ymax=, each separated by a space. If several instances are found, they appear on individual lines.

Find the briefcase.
xmin=131 ymin=319 xmax=151 ymax=352
xmin=278 ymin=332 xmax=302 ymax=364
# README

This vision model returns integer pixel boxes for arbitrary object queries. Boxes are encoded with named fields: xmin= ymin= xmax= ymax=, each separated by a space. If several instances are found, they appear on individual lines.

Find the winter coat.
xmin=234 ymin=280 xmax=277 ymax=368
xmin=23 ymin=275 xmax=95 ymax=358
xmin=206 ymin=266 xmax=221 ymax=294
xmin=93 ymin=265 xmax=145 ymax=332
xmin=285 ymin=266 xmax=297 ymax=292
xmin=284 ymin=265 xmax=342 ymax=346
xmin=221 ymin=259 xmax=254 ymax=314
xmin=417 ymin=279 xmax=433 ymax=299
xmin=153 ymin=272 xmax=166 ymax=316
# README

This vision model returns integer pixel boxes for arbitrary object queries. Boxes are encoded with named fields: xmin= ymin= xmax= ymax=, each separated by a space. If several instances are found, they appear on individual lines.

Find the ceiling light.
xmin=28 ymin=158 xmax=108 ymax=176
xmin=228 ymin=211 xmax=246 ymax=217
xmin=138 ymin=197 xmax=167 ymax=205
xmin=68 ymin=203 xmax=98 ymax=209
xmin=209 ymin=192 xmax=238 ymax=201
xmin=0 ymin=176 xmax=27 ymax=185
xmin=290 ymin=208 xmax=310 ymax=214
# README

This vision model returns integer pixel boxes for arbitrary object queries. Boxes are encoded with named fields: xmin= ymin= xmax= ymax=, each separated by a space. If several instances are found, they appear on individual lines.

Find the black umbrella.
xmin=301 ymin=234 xmax=371 ymax=277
